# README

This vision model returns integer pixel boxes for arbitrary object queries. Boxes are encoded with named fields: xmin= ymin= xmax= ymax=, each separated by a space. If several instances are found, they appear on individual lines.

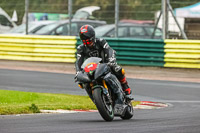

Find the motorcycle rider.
xmin=75 ymin=24 xmax=133 ymax=115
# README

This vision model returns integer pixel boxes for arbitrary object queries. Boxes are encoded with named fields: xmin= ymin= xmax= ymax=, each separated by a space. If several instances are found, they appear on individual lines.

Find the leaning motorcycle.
xmin=75 ymin=57 xmax=134 ymax=121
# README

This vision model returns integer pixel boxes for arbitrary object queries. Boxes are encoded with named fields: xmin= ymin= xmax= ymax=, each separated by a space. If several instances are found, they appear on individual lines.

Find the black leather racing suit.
xmin=75 ymin=38 xmax=124 ymax=80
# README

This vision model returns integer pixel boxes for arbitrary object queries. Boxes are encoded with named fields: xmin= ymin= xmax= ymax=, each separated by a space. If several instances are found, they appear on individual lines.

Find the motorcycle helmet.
xmin=79 ymin=25 xmax=95 ymax=47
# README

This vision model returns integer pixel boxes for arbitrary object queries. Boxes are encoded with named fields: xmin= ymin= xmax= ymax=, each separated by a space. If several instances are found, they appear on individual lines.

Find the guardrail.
xmin=105 ymin=38 xmax=165 ymax=67
xmin=0 ymin=34 xmax=199 ymax=69
xmin=164 ymin=39 xmax=200 ymax=69
xmin=0 ymin=34 xmax=77 ymax=62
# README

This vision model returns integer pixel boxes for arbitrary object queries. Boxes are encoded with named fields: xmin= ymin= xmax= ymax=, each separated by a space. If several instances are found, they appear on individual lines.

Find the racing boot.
xmin=120 ymin=77 xmax=134 ymax=100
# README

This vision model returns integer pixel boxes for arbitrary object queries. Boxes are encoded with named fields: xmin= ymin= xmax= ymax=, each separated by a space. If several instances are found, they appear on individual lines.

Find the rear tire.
xmin=121 ymin=103 xmax=134 ymax=120
xmin=93 ymin=88 xmax=114 ymax=121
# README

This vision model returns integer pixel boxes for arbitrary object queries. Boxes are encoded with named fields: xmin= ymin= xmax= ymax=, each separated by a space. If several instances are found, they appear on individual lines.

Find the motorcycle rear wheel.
xmin=93 ymin=88 xmax=114 ymax=121
xmin=120 ymin=103 xmax=134 ymax=120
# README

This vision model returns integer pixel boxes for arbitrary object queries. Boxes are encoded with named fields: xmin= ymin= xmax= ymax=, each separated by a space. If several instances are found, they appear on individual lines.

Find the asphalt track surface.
xmin=0 ymin=69 xmax=200 ymax=133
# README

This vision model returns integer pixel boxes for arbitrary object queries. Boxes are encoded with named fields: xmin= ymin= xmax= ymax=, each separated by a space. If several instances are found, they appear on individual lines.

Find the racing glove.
xmin=108 ymin=57 xmax=116 ymax=66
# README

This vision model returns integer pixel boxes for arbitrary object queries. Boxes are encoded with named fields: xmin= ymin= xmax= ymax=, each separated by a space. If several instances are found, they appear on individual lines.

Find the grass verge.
xmin=0 ymin=90 xmax=140 ymax=115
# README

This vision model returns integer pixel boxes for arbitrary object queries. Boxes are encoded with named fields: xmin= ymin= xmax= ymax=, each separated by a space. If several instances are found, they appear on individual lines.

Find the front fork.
xmin=80 ymin=79 xmax=113 ymax=105
xmin=89 ymin=80 xmax=112 ymax=105
xmin=102 ymin=80 xmax=113 ymax=105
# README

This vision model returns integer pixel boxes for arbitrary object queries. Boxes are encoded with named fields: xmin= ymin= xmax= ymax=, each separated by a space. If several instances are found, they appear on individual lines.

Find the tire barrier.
xmin=164 ymin=39 xmax=200 ymax=69
xmin=0 ymin=34 xmax=77 ymax=62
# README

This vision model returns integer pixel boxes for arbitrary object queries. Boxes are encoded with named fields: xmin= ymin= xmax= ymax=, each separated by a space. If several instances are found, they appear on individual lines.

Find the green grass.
xmin=0 ymin=90 xmax=96 ymax=115
xmin=0 ymin=90 xmax=140 ymax=115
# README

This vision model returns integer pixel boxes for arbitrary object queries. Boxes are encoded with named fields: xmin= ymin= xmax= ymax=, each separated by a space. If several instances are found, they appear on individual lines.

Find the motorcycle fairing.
xmin=103 ymin=72 xmax=122 ymax=94
xmin=94 ymin=64 xmax=110 ymax=80
xmin=103 ymin=72 xmax=124 ymax=104
xmin=76 ymin=71 xmax=91 ymax=83
xmin=84 ymin=63 xmax=98 ymax=73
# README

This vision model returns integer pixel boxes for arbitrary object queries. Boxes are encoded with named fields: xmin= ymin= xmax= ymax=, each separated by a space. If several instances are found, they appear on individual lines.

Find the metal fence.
xmin=0 ymin=0 xmax=200 ymax=39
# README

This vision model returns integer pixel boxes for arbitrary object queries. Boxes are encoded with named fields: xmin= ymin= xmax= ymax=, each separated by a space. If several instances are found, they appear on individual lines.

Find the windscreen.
xmin=81 ymin=57 xmax=102 ymax=69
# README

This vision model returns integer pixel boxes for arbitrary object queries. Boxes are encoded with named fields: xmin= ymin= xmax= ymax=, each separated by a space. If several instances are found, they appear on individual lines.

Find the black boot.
xmin=121 ymin=83 xmax=134 ymax=100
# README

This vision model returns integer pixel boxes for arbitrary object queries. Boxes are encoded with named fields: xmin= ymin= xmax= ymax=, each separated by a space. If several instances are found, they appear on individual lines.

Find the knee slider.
xmin=114 ymin=66 xmax=125 ymax=76
xmin=121 ymin=68 xmax=125 ymax=75
xmin=114 ymin=66 xmax=126 ymax=80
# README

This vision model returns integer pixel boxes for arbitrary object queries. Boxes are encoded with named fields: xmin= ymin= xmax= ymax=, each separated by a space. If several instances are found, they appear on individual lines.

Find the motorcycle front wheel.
xmin=93 ymin=88 xmax=114 ymax=121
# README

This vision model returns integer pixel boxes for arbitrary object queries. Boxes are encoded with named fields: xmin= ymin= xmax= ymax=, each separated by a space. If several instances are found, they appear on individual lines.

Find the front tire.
xmin=93 ymin=88 xmax=114 ymax=121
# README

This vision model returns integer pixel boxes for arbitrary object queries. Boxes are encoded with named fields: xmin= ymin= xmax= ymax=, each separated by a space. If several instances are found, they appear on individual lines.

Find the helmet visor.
xmin=82 ymin=38 xmax=94 ymax=46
